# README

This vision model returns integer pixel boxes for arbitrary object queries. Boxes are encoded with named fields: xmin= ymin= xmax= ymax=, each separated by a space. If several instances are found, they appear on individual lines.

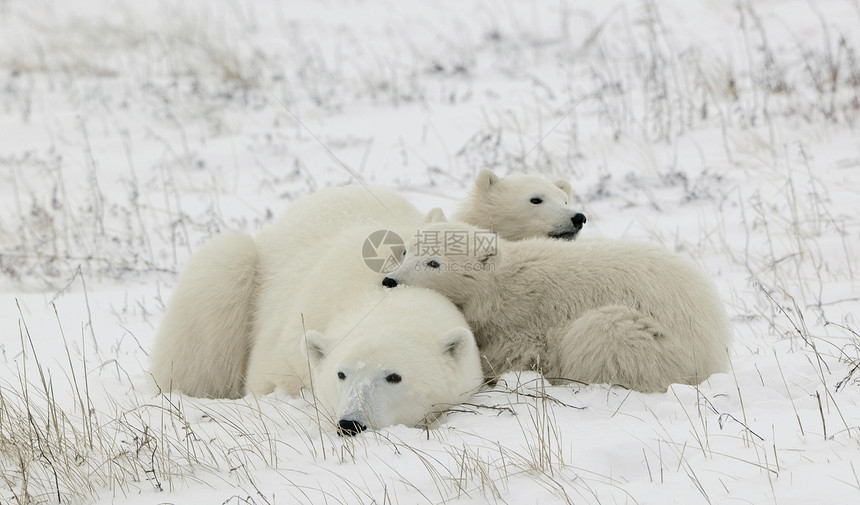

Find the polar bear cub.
xmin=454 ymin=169 xmax=587 ymax=241
xmin=382 ymin=222 xmax=732 ymax=393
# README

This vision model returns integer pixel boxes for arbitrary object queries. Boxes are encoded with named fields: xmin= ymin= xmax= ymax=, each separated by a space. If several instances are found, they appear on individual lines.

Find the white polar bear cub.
xmin=454 ymin=169 xmax=587 ymax=241
xmin=382 ymin=222 xmax=732 ymax=393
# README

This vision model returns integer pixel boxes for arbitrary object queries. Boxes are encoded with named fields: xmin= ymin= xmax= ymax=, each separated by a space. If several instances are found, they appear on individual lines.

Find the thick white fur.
xmin=152 ymin=185 xmax=482 ymax=429
xmin=454 ymin=169 xmax=585 ymax=241
xmin=252 ymin=185 xmax=425 ymax=293
xmin=150 ymin=233 xmax=258 ymax=398
xmin=385 ymin=222 xmax=733 ymax=393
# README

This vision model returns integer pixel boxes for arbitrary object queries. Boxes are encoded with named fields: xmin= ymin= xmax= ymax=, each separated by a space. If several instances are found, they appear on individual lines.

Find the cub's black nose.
xmin=338 ymin=419 xmax=367 ymax=436
xmin=571 ymin=213 xmax=587 ymax=229
xmin=382 ymin=277 xmax=398 ymax=288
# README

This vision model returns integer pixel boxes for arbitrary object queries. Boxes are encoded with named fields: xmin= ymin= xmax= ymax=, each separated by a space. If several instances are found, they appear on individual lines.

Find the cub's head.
xmin=382 ymin=222 xmax=501 ymax=308
xmin=301 ymin=288 xmax=481 ymax=436
xmin=456 ymin=169 xmax=586 ymax=241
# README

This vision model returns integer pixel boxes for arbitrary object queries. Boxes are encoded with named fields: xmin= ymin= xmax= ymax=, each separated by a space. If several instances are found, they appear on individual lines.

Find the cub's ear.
xmin=424 ymin=207 xmax=447 ymax=224
xmin=554 ymin=179 xmax=572 ymax=199
xmin=474 ymin=169 xmax=500 ymax=194
xmin=301 ymin=330 xmax=327 ymax=366
xmin=442 ymin=327 xmax=474 ymax=359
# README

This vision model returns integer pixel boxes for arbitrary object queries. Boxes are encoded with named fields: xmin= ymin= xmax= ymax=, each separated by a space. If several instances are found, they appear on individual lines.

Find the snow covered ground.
xmin=1 ymin=0 xmax=858 ymax=503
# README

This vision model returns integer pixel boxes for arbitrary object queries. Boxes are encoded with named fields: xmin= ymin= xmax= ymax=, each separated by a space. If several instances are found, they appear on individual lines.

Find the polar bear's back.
xmin=259 ymin=185 xmax=421 ymax=250
xmin=255 ymin=185 xmax=421 ymax=287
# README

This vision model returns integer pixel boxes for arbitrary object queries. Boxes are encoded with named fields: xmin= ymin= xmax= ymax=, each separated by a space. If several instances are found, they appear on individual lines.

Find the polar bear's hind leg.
xmin=555 ymin=305 xmax=689 ymax=393
xmin=150 ymin=233 xmax=259 ymax=399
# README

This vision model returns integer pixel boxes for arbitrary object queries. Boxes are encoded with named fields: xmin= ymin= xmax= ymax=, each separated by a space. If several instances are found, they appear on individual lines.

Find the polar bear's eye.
xmin=385 ymin=373 xmax=402 ymax=384
xmin=337 ymin=371 xmax=346 ymax=380
xmin=427 ymin=260 xmax=440 ymax=269
xmin=530 ymin=198 xmax=543 ymax=204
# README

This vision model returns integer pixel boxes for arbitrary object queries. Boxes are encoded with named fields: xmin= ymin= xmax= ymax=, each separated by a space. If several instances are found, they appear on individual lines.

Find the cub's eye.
xmin=530 ymin=198 xmax=543 ymax=204
xmin=427 ymin=260 xmax=440 ymax=269
xmin=385 ymin=373 xmax=402 ymax=384
xmin=337 ymin=371 xmax=346 ymax=380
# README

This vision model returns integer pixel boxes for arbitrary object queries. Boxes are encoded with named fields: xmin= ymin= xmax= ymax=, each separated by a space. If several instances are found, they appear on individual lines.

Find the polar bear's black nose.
xmin=382 ymin=277 xmax=398 ymax=288
xmin=571 ymin=213 xmax=587 ymax=229
xmin=338 ymin=419 xmax=367 ymax=436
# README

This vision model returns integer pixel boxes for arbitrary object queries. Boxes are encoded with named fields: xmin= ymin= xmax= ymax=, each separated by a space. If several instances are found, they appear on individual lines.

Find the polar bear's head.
xmin=455 ymin=169 xmax=586 ymax=241
xmin=301 ymin=288 xmax=482 ymax=436
xmin=381 ymin=222 xmax=502 ymax=309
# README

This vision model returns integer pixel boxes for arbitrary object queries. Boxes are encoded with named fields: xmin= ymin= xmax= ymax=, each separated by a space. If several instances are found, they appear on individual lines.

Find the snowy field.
xmin=1 ymin=0 xmax=859 ymax=503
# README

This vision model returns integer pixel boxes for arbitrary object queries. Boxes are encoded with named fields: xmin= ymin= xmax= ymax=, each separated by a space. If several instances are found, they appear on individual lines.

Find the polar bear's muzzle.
xmin=336 ymin=390 xmax=373 ymax=436
xmin=549 ymin=212 xmax=587 ymax=241
xmin=334 ymin=377 xmax=387 ymax=436
xmin=337 ymin=418 xmax=367 ymax=436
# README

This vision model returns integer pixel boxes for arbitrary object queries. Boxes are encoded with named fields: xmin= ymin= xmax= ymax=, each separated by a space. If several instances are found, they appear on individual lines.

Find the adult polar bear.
xmin=383 ymin=222 xmax=732 ymax=393
xmin=151 ymin=185 xmax=482 ymax=433
xmin=150 ymin=185 xmax=426 ymax=400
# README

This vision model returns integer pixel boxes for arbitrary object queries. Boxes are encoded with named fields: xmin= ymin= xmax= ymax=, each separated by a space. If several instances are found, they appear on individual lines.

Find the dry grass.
xmin=1 ymin=0 xmax=859 ymax=503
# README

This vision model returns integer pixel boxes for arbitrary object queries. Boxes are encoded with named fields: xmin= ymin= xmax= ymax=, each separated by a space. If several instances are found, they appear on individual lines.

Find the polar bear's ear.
xmin=301 ymin=330 xmax=327 ymax=366
xmin=424 ymin=207 xmax=447 ymax=224
xmin=554 ymin=179 xmax=572 ymax=199
xmin=442 ymin=327 xmax=473 ymax=359
xmin=474 ymin=169 xmax=500 ymax=194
